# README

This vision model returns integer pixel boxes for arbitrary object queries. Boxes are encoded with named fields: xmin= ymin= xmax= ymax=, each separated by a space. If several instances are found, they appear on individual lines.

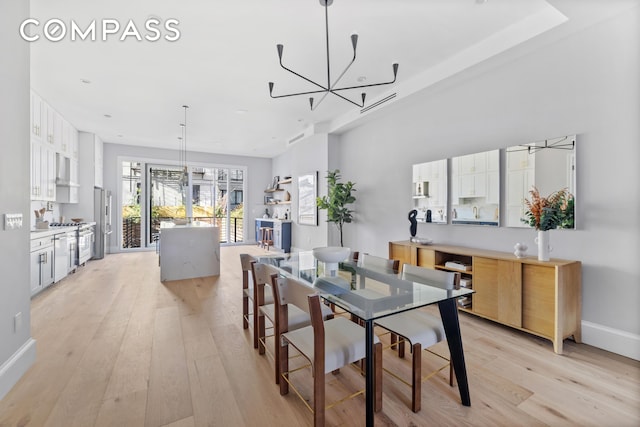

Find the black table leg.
xmin=438 ymin=298 xmax=471 ymax=406
xmin=365 ymin=319 xmax=374 ymax=427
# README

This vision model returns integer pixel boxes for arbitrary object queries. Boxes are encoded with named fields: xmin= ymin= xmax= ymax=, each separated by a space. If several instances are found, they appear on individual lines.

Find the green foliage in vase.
xmin=316 ymin=170 xmax=356 ymax=247
xmin=522 ymin=187 xmax=574 ymax=231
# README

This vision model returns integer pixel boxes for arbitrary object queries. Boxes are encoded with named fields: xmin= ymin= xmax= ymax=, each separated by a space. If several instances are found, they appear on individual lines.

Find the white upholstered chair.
xmin=240 ymin=253 xmax=273 ymax=349
xmin=375 ymin=263 xmax=459 ymax=412
xmin=251 ymin=261 xmax=332 ymax=384
xmin=275 ymin=275 xmax=383 ymax=426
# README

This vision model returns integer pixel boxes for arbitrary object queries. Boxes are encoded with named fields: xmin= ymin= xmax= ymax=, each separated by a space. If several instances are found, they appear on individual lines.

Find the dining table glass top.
xmin=258 ymin=251 xmax=474 ymax=321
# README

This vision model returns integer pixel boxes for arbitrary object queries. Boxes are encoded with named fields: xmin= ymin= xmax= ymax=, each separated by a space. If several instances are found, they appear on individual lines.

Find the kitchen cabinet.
xmin=44 ymin=102 xmax=63 ymax=151
xmin=30 ymin=140 xmax=56 ymax=201
xmin=389 ymin=240 xmax=581 ymax=354
xmin=30 ymin=90 xmax=44 ymax=141
xmin=255 ymin=219 xmax=291 ymax=253
xmin=506 ymin=150 xmax=535 ymax=227
xmin=60 ymin=119 xmax=78 ymax=158
xmin=458 ymin=173 xmax=486 ymax=198
xmin=30 ymin=235 xmax=55 ymax=295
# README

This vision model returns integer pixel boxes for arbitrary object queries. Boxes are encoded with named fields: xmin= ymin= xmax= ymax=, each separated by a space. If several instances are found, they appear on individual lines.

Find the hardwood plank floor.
xmin=1 ymin=246 xmax=638 ymax=426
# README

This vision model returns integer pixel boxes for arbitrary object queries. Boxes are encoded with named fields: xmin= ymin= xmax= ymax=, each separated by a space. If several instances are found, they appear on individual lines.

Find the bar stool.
xmin=259 ymin=227 xmax=274 ymax=250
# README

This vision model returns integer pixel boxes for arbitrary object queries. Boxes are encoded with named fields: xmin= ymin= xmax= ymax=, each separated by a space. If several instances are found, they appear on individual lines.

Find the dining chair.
xmin=275 ymin=275 xmax=383 ymax=426
xmin=251 ymin=261 xmax=332 ymax=384
xmin=240 ymin=254 xmax=274 ymax=349
xmin=374 ymin=263 xmax=459 ymax=412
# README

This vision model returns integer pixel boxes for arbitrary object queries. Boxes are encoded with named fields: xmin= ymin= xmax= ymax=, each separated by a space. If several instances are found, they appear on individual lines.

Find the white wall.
xmin=287 ymin=6 xmax=639 ymax=358
xmin=102 ymin=142 xmax=272 ymax=250
xmin=0 ymin=0 xmax=37 ymax=399
xmin=274 ymin=134 xmax=330 ymax=250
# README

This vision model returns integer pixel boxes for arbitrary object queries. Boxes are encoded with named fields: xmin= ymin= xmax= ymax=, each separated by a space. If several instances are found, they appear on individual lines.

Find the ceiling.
xmin=28 ymin=0 xmax=573 ymax=158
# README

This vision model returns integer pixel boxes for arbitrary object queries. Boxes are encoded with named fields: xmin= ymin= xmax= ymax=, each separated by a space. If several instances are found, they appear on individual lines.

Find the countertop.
xmin=30 ymin=226 xmax=77 ymax=238
xmin=255 ymin=218 xmax=292 ymax=223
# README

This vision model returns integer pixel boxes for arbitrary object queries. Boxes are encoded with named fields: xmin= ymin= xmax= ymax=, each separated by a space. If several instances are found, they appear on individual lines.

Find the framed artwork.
xmin=298 ymin=172 xmax=317 ymax=226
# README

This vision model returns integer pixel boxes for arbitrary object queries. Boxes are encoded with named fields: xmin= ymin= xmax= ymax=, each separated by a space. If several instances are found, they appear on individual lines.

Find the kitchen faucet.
xmin=473 ymin=206 xmax=478 ymax=219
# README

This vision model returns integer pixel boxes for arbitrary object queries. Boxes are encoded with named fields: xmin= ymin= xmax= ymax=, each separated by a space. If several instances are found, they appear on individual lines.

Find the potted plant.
xmin=522 ymin=186 xmax=573 ymax=260
xmin=316 ymin=169 xmax=356 ymax=247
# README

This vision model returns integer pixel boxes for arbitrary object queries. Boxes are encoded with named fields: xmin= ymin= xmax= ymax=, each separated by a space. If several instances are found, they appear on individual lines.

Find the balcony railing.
xmin=122 ymin=216 xmax=244 ymax=249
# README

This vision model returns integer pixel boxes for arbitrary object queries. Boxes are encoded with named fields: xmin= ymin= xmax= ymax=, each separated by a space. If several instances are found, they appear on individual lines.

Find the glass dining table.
xmin=258 ymin=251 xmax=473 ymax=426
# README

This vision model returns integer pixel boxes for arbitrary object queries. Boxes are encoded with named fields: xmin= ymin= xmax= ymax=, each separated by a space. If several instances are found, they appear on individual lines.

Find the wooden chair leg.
xmin=258 ymin=313 xmax=266 ymax=355
xmin=374 ymin=342 xmax=383 ymax=412
xmin=242 ymin=295 xmax=249 ymax=329
xmin=252 ymin=298 xmax=259 ymax=349
xmin=279 ymin=342 xmax=289 ymax=395
xmin=313 ymin=363 xmax=325 ymax=427
xmin=398 ymin=338 xmax=405 ymax=359
xmin=274 ymin=334 xmax=280 ymax=384
xmin=412 ymin=342 xmax=422 ymax=413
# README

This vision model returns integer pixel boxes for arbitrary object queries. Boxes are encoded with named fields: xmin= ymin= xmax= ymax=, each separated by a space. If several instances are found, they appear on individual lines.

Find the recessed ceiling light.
xmin=357 ymin=76 xmax=367 ymax=83
xmin=104 ymin=114 xmax=112 ymax=118
xmin=80 ymin=79 xmax=91 ymax=84
xmin=235 ymin=109 xmax=248 ymax=114
xmin=117 ymin=134 xmax=123 ymax=138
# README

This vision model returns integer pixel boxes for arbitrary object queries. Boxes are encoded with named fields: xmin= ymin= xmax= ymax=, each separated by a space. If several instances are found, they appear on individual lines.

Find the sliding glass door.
xmin=119 ymin=160 xmax=245 ymax=250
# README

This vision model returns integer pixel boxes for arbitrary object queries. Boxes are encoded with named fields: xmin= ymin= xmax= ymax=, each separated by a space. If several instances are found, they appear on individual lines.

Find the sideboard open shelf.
xmin=389 ymin=240 xmax=581 ymax=354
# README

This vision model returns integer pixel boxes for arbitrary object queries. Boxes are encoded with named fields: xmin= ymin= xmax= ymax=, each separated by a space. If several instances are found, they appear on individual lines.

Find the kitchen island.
xmin=159 ymin=221 xmax=220 ymax=281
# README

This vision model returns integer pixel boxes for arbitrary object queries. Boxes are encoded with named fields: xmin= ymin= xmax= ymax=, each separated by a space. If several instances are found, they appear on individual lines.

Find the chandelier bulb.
xmin=393 ymin=63 xmax=399 ymax=77
xmin=277 ymin=44 xmax=284 ymax=61
xmin=361 ymin=93 xmax=366 ymax=105
xmin=309 ymin=97 xmax=315 ymax=110
xmin=268 ymin=82 xmax=274 ymax=95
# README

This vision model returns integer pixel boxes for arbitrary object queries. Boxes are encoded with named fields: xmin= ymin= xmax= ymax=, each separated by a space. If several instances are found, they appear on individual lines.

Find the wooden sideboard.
xmin=389 ymin=240 xmax=582 ymax=354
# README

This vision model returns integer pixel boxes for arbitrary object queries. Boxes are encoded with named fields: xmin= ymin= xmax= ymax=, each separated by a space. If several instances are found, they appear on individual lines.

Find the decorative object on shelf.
xmin=513 ymin=242 xmax=528 ymax=258
xmin=263 ymin=208 xmax=270 ymax=219
xmin=312 ymin=246 xmax=351 ymax=277
xmin=534 ymin=231 xmax=552 ymax=262
xmin=522 ymin=186 xmax=571 ymax=260
xmin=408 ymin=210 xmax=418 ymax=237
xmin=316 ymin=169 xmax=356 ymax=246
xmin=298 ymin=172 xmax=318 ymax=226
xmin=268 ymin=0 xmax=399 ymax=111
xmin=271 ymin=176 xmax=280 ymax=190
xmin=284 ymin=190 xmax=291 ymax=201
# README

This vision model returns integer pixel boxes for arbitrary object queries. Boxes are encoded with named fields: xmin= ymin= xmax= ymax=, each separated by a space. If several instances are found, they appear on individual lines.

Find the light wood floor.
xmin=1 ymin=246 xmax=638 ymax=427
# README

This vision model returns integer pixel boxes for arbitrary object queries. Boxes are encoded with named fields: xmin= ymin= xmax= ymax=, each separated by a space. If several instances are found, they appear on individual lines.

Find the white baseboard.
xmin=581 ymin=321 xmax=640 ymax=361
xmin=0 ymin=338 xmax=36 ymax=400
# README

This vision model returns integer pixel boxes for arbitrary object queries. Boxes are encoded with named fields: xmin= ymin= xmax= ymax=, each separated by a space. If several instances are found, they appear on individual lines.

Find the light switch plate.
xmin=3 ymin=213 xmax=23 ymax=230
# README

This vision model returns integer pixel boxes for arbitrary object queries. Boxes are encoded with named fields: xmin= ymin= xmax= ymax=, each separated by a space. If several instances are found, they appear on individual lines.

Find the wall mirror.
xmin=298 ymin=172 xmax=318 ymax=226
xmin=451 ymin=149 xmax=500 ymax=226
xmin=505 ymin=135 xmax=576 ymax=228
xmin=412 ymin=159 xmax=448 ymax=223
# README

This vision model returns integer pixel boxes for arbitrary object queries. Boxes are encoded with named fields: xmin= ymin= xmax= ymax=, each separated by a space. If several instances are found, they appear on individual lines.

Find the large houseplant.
xmin=316 ymin=169 xmax=356 ymax=247
xmin=522 ymin=186 xmax=573 ymax=260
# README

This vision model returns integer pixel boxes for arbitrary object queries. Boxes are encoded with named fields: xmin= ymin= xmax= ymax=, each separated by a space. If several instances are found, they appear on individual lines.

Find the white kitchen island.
xmin=159 ymin=221 xmax=220 ymax=281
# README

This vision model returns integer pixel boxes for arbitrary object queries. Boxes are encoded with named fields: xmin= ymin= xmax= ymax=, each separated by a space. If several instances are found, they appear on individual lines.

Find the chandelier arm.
xmin=270 ymin=88 xmax=329 ymax=99
xmin=326 ymin=89 xmax=364 ymax=108
xmin=312 ymin=55 xmax=357 ymax=111
xmin=332 ymin=75 xmax=398 ymax=92
xmin=279 ymin=59 xmax=329 ymax=92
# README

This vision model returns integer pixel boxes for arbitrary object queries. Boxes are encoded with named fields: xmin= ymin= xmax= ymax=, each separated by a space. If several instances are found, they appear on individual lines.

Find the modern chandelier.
xmin=268 ymin=0 xmax=399 ymax=111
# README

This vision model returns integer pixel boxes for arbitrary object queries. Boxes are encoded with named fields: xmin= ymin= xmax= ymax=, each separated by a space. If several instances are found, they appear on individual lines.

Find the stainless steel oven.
xmin=77 ymin=224 xmax=94 ymax=266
